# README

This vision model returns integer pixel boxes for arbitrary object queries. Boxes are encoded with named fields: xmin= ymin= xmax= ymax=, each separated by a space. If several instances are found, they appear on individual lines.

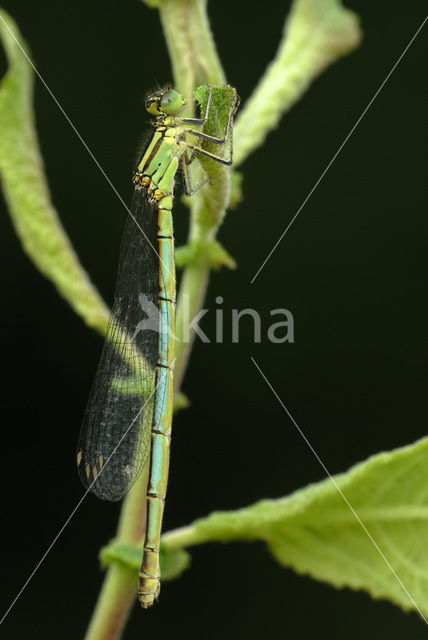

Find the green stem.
xmin=158 ymin=0 xmax=229 ymax=390
xmin=162 ymin=524 xmax=202 ymax=549
xmin=174 ymin=264 xmax=209 ymax=391
xmin=85 ymin=2 xmax=229 ymax=638
xmin=185 ymin=0 xmax=226 ymax=86
xmin=84 ymin=469 xmax=150 ymax=640
xmin=158 ymin=0 xmax=225 ymax=106
xmin=157 ymin=0 xmax=195 ymax=106
xmin=83 ymin=566 xmax=137 ymax=640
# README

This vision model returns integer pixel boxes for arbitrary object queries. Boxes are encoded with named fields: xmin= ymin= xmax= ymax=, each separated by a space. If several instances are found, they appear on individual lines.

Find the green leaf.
xmin=0 ymin=10 xmax=109 ymax=334
xmin=228 ymin=170 xmax=243 ymax=209
xmin=233 ymin=0 xmax=362 ymax=166
xmin=143 ymin=0 xmax=164 ymax=8
xmin=194 ymin=84 xmax=237 ymax=138
xmin=159 ymin=546 xmax=191 ymax=581
xmin=173 ymin=391 xmax=190 ymax=413
xmin=164 ymin=437 xmax=428 ymax=616
xmin=193 ymin=84 xmax=237 ymax=176
xmin=175 ymin=238 xmax=236 ymax=270
xmin=188 ymin=84 xmax=238 ymax=232
xmin=100 ymin=539 xmax=190 ymax=582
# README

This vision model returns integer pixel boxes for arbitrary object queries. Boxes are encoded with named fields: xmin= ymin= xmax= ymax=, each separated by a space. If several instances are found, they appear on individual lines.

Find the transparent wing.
xmin=77 ymin=187 xmax=160 ymax=501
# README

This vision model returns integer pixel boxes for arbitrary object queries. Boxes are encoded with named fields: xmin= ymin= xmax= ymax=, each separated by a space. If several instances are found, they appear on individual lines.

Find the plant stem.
xmin=83 ymin=566 xmax=137 ymax=640
xmin=159 ymin=0 xmax=229 ymax=390
xmin=158 ymin=0 xmax=225 ymax=107
xmin=162 ymin=524 xmax=203 ymax=549
xmin=85 ymin=2 xmax=228 ymax=638
xmin=84 ymin=469 xmax=150 ymax=640
xmin=174 ymin=264 xmax=210 ymax=390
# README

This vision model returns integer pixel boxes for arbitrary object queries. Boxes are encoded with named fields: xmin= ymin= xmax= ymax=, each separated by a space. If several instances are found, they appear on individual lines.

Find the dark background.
xmin=0 ymin=1 xmax=427 ymax=638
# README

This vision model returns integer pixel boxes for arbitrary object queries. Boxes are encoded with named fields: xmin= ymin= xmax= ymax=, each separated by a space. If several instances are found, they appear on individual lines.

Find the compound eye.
xmin=145 ymin=96 xmax=160 ymax=115
xmin=160 ymin=90 xmax=185 ymax=115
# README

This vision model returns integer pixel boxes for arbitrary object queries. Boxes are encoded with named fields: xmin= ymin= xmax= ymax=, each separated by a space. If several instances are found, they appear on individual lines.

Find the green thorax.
xmin=132 ymin=88 xmax=190 ymax=202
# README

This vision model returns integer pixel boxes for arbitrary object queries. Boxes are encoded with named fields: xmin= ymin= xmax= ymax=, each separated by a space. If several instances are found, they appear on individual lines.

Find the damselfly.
xmin=77 ymin=84 xmax=239 ymax=607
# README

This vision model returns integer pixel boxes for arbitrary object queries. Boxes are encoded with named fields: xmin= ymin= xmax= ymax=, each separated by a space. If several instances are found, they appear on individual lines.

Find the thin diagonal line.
xmin=251 ymin=15 xmax=428 ymax=284
xmin=0 ymin=359 xmax=171 ymax=625
xmin=0 ymin=14 xmax=175 ymax=284
xmin=251 ymin=357 xmax=428 ymax=624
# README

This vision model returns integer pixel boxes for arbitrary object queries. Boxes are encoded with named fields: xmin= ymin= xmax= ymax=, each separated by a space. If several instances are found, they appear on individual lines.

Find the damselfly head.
xmin=145 ymin=89 xmax=186 ymax=116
